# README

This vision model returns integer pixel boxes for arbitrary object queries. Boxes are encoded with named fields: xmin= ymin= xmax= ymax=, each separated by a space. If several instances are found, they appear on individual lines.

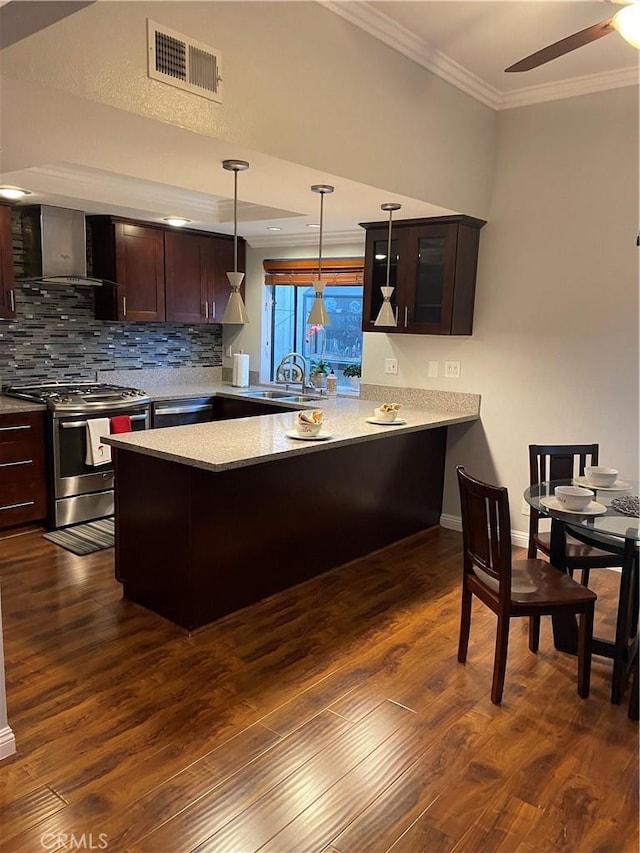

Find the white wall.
xmin=364 ymin=86 xmax=639 ymax=535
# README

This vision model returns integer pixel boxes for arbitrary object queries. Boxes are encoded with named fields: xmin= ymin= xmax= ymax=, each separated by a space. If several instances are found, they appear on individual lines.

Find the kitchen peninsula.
xmin=104 ymin=391 xmax=479 ymax=630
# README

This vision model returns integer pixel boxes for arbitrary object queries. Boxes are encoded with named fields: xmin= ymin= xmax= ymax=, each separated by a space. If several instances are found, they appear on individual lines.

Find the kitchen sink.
xmin=240 ymin=389 xmax=322 ymax=402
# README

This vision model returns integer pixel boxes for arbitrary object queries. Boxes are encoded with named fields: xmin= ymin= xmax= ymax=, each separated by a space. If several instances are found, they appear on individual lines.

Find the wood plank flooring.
xmin=0 ymin=524 xmax=637 ymax=852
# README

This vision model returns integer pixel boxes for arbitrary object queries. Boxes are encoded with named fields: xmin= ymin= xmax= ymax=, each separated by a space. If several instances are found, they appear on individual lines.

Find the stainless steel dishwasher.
xmin=152 ymin=398 xmax=215 ymax=428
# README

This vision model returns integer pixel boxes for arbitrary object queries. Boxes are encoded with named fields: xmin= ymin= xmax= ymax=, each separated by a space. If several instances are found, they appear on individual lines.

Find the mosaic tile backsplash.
xmin=0 ymin=283 xmax=222 ymax=388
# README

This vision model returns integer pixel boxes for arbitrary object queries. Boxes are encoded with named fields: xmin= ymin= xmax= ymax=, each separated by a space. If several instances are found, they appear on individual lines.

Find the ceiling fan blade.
xmin=505 ymin=18 xmax=614 ymax=72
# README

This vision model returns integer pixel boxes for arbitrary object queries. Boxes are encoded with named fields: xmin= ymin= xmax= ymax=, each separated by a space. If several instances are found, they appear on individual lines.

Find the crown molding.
xmin=319 ymin=1 xmax=639 ymax=111
xmin=320 ymin=0 xmax=501 ymax=110
xmin=498 ymin=66 xmax=639 ymax=109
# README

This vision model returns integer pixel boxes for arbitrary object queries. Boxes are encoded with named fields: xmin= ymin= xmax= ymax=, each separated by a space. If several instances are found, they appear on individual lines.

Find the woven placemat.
xmin=611 ymin=495 xmax=639 ymax=518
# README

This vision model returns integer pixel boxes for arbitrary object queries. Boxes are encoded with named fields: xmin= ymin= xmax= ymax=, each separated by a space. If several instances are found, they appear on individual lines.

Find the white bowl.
xmin=555 ymin=485 xmax=594 ymax=511
xmin=296 ymin=416 xmax=322 ymax=437
xmin=374 ymin=406 xmax=398 ymax=423
xmin=585 ymin=466 xmax=618 ymax=488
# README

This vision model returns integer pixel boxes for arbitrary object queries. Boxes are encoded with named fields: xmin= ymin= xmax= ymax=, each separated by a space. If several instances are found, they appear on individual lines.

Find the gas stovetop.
xmin=5 ymin=382 xmax=151 ymax=413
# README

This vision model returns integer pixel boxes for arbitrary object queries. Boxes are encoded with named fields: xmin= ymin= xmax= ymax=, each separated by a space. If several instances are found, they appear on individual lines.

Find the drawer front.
xmin=0 ymin=448 xmax=45 ymax=484
xmin=0 ymin=412 xmax=45 ymax=445
xmin=0 ymin=479 xmax=47 ymax=525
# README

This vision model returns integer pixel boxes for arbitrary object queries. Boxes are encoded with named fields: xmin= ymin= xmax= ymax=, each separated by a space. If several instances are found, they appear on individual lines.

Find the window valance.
xmin=263 ymin=257 xmax=364 ymax=286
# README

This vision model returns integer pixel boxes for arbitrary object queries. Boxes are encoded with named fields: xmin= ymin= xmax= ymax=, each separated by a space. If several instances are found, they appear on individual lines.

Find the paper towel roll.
xmin=232 ymin=352 xmax=250 ymax=387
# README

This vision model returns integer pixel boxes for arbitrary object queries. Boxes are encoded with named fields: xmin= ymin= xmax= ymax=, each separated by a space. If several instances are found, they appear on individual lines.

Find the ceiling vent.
xmin=147 ymin=20 xmax=223 ymax=103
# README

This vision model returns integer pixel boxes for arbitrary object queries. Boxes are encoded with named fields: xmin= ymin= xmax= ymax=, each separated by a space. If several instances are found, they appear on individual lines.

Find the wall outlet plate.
xmin=428 ymin=360 xmax=438 ymax=378
xmin=444 ymin=360 xmax=461 ymax=379
xmin=384 ymin=358 xmax=398 ymax=375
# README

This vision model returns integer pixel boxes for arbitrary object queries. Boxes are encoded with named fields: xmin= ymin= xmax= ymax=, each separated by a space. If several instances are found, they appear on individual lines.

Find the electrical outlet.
xmin=444 ymin=361 xmax=461 ymax=379
xmin=428 ymin=360 xmax=438 ymax=378
xmin=521 ymin=498 xmax=530 ymax=516
xmin=384 ymin=358 xmax=398 ymax=375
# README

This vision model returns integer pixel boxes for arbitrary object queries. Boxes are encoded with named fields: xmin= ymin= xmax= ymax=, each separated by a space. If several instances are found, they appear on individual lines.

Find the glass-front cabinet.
xmin=361 ymin=215 xmax=486 ymax=335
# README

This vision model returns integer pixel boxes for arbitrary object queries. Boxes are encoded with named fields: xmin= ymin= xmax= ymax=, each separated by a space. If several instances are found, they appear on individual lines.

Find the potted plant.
xmin=343 ymin=362 xmax=361 ymax=389
xmin=310 ymin=358 xmax=330 ymax=389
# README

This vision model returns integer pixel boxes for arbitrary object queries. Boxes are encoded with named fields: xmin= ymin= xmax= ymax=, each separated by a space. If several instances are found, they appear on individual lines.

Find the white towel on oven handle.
xmin=85 ymin=417 xmax=112 ymax=466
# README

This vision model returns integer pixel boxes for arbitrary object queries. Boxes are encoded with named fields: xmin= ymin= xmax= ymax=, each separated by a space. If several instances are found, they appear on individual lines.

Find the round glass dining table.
xmin=523 ymin=479 xmax=639 ymax=702
xmin=524 ymin=479 xmax=639 ymax=548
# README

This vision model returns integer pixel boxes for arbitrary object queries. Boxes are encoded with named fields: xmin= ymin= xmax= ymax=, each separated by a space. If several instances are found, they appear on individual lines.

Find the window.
xmin=265 ymin=258 xmax=363 ymax=390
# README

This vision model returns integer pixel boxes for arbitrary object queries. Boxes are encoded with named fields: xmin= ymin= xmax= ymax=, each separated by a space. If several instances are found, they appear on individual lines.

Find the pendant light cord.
xmin=385 ymin=207 xmax=393 ymax=288
xmin=233 ymin=168 xmax=238 ymax=274
xmin=318 ymin=190 xmax=324 ymax=283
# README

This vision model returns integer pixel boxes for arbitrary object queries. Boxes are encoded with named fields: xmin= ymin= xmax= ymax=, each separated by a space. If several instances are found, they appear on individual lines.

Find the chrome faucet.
xmin=275 ymin=352 xmax=310 ymax=393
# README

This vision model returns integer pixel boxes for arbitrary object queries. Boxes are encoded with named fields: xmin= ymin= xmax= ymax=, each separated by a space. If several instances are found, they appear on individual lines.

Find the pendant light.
xmin=307 ymin=184 xmax=334 ymax=325
xmin=222 ymin=159 xmax=250 ymax=324
xmin=373 ymin=202 xmax=401 ymax=327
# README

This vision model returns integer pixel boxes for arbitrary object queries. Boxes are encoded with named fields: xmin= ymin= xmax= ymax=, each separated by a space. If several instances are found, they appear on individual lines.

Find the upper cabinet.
xmin=88 ymin=217 xmax=243 ymax=324
xmin=361 ymin=215 xmax=486 ymax=336
xmin=0 ymin=204 xmax=16 ymax=320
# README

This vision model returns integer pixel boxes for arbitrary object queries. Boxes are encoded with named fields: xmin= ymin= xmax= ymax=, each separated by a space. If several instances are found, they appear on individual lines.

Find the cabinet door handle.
xmin=0 ymin=459 xmax=33 ymax=468
xmin=122 ymin=296 xmax=127 ymax=318
xmin=210 ymin=301 xmax=216 ymax=319
xmin=404 ymin=306 xmax=408 ymax=327
xmin=204 ymin=302 xmax=209 ymax=319
xmin=9 ymin=289 xmax=15 ymax=312
xmin=0 ymin=500 xmax=35 ymax=511
xmin=0 ymin=424 xmax=31 ymax=432
xmin=394 ymin=306 xmax=399 ymax=324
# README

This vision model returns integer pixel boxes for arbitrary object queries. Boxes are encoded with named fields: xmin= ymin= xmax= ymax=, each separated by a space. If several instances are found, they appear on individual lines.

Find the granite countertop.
xmin=0 ymin=397 xmax=47 ymax=414
xmin=103 ymin=390 xmax=478 ymax=473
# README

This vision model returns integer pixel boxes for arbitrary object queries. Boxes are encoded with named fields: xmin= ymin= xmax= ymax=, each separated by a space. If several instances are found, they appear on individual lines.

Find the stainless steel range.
xmin=5 ymin=382 xmax=151 ymax=528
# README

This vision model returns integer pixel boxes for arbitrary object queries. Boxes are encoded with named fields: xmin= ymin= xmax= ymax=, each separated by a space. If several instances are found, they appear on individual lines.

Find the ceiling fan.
xmin=505 ymin=0 xmax=640 ymax=72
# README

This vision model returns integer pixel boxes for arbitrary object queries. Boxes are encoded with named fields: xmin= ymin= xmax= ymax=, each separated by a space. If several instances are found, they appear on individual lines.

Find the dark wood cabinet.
xmin=0 ymin=204 xmax=16 ymax=320
xmin=361 ymin=214 xmax=486 ymax=336
xmin=90 ymin=217 xmax=244 ymax=325
xmin=164 ymin=231 xmax=211 ymax=324
xmin=90 ymin=218 xmax=165 ymax=322
xmin=0 ymin=411 xmax=47 ymax=528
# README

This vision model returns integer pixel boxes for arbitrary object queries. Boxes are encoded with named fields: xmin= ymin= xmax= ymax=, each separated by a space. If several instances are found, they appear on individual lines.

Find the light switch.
xmin=428 ymin=361 xmax=438 ymax=378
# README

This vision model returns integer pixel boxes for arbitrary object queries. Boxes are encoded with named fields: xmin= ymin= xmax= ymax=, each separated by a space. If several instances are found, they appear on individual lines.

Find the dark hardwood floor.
xmin=0 ymin=523 xmax=637 ymax=852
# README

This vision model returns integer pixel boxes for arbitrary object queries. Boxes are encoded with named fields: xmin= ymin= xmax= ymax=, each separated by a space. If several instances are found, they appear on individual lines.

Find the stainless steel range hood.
xmin=16 ymin=205 xmax=109 ymax=286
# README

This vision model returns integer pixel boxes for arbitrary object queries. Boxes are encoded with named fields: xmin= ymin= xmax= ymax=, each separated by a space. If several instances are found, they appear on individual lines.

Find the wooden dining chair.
xmin=528 ymin=444 xmax=621 ymax=583
xmin=456 ymin=466 xmax=596 ymax=705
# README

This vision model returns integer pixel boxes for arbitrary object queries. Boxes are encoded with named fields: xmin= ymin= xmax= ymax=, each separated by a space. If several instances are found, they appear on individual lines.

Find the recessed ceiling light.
xmin=306 ymin=223 xmax=321 ymax=229
xmin=0 ymin=186 xmax=30 ymax=201
xmin=162 ymin=217 xmax=191 ymax=227
xmin=267 ymin=226 xmax=282 ymax=232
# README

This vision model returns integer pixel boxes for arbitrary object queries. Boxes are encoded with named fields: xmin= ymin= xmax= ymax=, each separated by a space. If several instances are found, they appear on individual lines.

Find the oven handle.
xmin=60 ymin=413 xmax=149 ymax=429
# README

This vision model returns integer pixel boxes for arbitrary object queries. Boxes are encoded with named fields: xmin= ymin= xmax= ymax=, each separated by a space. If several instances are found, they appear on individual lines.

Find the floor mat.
xmin=43 ymin=517 xmax=115 ymax=555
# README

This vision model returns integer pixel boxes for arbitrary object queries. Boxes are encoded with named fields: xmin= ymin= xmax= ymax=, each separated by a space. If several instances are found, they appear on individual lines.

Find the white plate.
xmin=365 ymin=417 xmax=407 ymax=426
xmin=285 ymin=429 xmax=332 ymax=441
xmin=573 ymin=475 xmax=631 ymax=492
xmin=540 ymin=496 xmax=607 ymax=516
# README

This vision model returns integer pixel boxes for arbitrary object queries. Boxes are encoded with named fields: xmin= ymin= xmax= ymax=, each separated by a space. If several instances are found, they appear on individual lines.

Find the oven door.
xmin=52 ymin=406 xmax=150 ymax=500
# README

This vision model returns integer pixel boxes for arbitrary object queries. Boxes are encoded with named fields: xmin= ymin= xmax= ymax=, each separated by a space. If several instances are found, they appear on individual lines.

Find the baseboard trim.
xmin=0 ymin=725 xmax=16 ymax=760
xmin=440 ymin=513 xmax=529 ymax=549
